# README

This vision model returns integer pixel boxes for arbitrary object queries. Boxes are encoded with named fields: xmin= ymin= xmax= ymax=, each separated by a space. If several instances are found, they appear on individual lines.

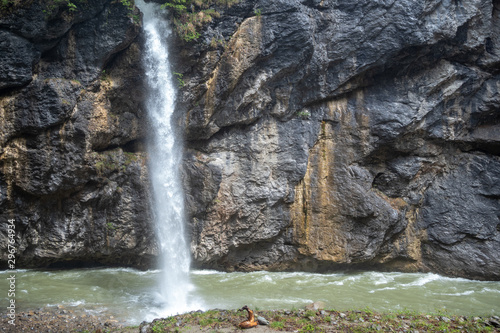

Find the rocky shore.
xmin=0 ymin=308 xmax=129 ymax=333
xmin=2 ymin=306 xmax=499 ymax=333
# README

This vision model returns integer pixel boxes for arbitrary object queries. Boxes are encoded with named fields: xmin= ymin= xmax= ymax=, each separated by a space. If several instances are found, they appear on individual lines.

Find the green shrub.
xmin=161 ymin=0 xmax=238 ymax=42
xmin=42 ymin=0 xmax=80 ymax=17
xmin=173 ymin=72 xmax=185 ymax=87
xmin=297 ymin=110 xmax=311 ymax=119
xmin=120 ymin=0 xmax=140 ymax=23
xmin=106 ymin=222 xmax=116 ymax=231
xmin=67 ymin=1 xmax=76 ymax=12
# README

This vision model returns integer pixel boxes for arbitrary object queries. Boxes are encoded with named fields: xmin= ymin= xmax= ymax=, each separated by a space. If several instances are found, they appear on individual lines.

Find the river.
xmin=1 ymin=269 xmax=499 ymax=325
xmin=4 ymin=0 xmax=499 ymax=327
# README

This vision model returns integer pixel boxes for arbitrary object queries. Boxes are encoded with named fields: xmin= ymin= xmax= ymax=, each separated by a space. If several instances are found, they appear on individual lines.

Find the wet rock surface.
xmin=177 ymin=0 xmax=500 ymax=279
xmin=0 ymin=30 xmax=40 ymax=89
xmin=0 ymin=0 xmax=499 ymax=280
xmin=0 ymin=1 xmax=156 ymax=269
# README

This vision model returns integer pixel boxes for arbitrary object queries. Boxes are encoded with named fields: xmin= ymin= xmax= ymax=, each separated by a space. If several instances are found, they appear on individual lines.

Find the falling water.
xmin=136 ymin=0 xmax=199 ymax=316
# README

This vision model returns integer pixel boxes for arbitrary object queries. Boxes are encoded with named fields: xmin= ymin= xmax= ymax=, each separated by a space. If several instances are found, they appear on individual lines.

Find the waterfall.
xmin=136 ymin=0 xmax=200 ymax=316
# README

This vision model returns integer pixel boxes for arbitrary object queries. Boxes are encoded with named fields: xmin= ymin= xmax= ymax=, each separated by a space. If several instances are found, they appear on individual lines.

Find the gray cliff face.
xmin=0 ymin=1 xmax=157 ymax=268
xmin=1 ymin=0 xmax=499 ymax=280
xmin=177 ymin=0 xmax=500 ymax=280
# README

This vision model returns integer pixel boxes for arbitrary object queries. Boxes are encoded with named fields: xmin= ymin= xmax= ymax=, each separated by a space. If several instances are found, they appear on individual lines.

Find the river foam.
xmin=1 ymin=269 xmax=499 ymax=324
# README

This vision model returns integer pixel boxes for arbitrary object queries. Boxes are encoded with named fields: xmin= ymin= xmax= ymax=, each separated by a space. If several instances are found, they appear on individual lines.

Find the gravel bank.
xmin=2 ymin=307 xmax=499 ymax=332
xmin=0 ymin=308 xmax=131 ymax=333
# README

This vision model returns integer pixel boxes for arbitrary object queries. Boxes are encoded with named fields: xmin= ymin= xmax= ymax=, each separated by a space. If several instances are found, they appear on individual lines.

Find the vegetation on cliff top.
xmin=0 ymin=0 xmax=82 ymax=15
xmin=0 ymin=0 xmax=137 ymax=20
xmin=0 ymin=0 xmax=236 ymax=42
xmin=161 ymin=0 xmax=239 ymax=42
xmin=0 ymin=0 xmax=29 ymax=14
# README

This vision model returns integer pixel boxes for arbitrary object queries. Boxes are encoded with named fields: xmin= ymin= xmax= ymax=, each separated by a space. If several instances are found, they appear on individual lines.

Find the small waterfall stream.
xmin=136 ymin=0 xmax=200 ymax=316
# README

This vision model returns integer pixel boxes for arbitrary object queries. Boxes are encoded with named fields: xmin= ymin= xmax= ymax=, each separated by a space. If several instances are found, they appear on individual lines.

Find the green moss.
xmin=297 ymin=110 xmax=311 ymax=119
xmin=209 ymin=37 xmax=226 ymax=48
xmin=151 ymin=320 xmax=168 ymax=333
xmin=92 ymin=150 xmax=126 ymax=176
xmin=304 ymin=310 xmax=317 ymax=318
xmin=270 ymin=321 xmax=285 ymax=329
xmin=362 ymin=307 xmax=374 ymax=316
xmin=105 ymin=222 xmax=116 ymax=230
xmin=299 ymin=323 xmax=324 ymax=333
xmin=123 ymin=152 xmax=139 ymax=166
xmin=0 ymin=0 xmax=31 ymax=16
xmin=199 ymin=317 xmax=219 ymax=326
xmin=297 ymin=318 xmax=309 ymax=325
xmin=123 ymin=309 xmax=498 ymax=333
xmin=100 ymin=70 xmax=110 ymax=82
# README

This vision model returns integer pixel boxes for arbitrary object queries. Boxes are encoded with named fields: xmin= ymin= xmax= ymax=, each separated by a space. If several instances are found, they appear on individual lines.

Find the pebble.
xmin=257 ymin=316 xmax=269 ymax=325
xmin=0 ymin=309 xmax=123 ymax=333
xmin=487 ymin=318 xmax=500 ymax=328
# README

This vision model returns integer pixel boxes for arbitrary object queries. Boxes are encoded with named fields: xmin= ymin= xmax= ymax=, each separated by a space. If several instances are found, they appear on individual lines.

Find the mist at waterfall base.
xmin=1 ymin=269 xmax=500 ymax=325
xmin=137 ymin=0 xmax=202 ymax=317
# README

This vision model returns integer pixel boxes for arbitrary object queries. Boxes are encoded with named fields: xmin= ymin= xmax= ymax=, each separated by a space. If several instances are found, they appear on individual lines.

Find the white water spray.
xmin=136 ymin=0 xmax=201 ymax=316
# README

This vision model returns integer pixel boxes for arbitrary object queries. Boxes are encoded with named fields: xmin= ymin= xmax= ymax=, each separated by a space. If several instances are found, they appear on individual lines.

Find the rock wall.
xmin=0 ymin=0 xmax=157 ymax=269
xmin=1 ymin=0 xmax=499 ymax=281
xmin=177 ymin=0 xmax=500 ymax=280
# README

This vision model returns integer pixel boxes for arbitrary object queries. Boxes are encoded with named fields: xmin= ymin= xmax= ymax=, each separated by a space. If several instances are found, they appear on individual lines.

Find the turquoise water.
xmin=1 ymin=269 xmax=499 ymax=325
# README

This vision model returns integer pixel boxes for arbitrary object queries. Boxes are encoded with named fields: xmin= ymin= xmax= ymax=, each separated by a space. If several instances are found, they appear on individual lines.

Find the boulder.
xmin=0 ymin=31 xmax=39 ymax=89
xmin=305 ymin=301 xmax=326 ymax=312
